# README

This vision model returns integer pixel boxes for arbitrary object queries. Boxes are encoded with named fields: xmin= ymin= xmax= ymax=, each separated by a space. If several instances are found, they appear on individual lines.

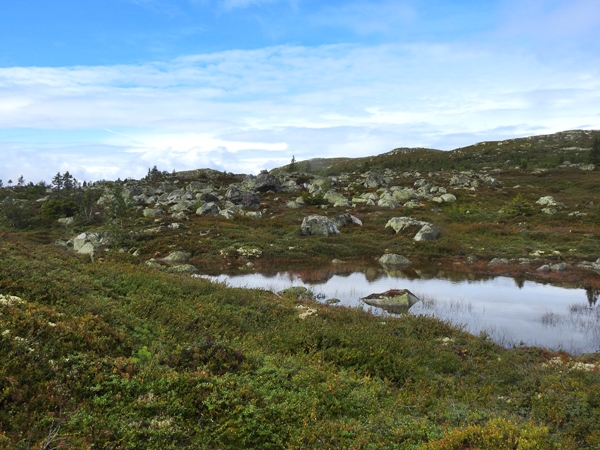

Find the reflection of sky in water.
xmin=195 ymin=270 xmax=598 ymax=354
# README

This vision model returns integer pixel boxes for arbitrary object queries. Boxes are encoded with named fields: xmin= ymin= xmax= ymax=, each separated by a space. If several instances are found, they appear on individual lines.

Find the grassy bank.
xmin=2 ymin=232 xmax=600 ymax=449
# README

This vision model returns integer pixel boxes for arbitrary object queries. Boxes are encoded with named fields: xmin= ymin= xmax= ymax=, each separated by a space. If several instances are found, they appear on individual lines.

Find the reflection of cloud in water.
xmin=195 ymin=267 xmax=593 ymax=354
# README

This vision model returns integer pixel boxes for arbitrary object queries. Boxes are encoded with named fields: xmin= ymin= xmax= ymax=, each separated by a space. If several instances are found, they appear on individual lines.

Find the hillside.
xmin=281 ymin=129 xmax=598 ymax=175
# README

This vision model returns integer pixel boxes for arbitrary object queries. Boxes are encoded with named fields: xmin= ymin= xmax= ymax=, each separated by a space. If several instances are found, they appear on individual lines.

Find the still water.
xmin=195 ymin=265 xmax=600 ymax=354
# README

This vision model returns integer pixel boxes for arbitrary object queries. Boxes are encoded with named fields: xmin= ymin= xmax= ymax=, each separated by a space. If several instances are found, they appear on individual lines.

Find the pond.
xmin=194 ymin=264 xmax=600 ymax=354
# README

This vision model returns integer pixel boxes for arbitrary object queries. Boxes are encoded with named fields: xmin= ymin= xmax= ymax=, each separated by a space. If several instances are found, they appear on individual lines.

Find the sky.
xmin=1 ymin=0 xmax=599 ymax=183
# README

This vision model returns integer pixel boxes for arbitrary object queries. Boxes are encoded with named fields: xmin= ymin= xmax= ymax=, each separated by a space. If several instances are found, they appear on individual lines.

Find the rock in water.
xmin=361 ymin=289 xmax=420 ymax=314
xmin=378 ymin=254 xmax=412 ymax=266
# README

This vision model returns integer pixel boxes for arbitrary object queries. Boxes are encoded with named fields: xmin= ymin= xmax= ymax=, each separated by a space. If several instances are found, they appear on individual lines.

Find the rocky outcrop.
xmin=300 ymin=215 xmax=340 ymax=236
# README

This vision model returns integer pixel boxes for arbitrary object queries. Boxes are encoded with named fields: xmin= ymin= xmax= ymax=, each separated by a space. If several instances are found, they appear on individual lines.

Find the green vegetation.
xmin=2 ymin=234 xmax=600 ymax=449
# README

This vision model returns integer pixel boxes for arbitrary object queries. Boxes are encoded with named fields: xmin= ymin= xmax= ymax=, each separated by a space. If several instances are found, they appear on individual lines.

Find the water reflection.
xmin=195 ymin=264 xmax=599 ymax=355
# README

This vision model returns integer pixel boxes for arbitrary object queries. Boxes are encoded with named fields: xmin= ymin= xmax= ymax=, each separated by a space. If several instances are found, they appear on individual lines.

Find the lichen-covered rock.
xmin=361 ymin=289 xmax=420 ymax=314
xmin=413 ymin=224 xmax=441 ymax=241
xmin=385 ymin=217 xmax=427 ymax=233
xmin=323 ymin=191 xmax=349 ymax=207
xmin=364 ymin=171 xmax=386 ymax=188
xmin=251 ymin=170 xmax=282 ymax=193
xmin=536 ymin=196 xmax=558 ymax=207
xmin=278 ymin=286 xmax=314 ymax=300
xmin=332 ymin=213 xmax=363 ymax=229
xmin=440 ymin=193 xmax=457 ymax=203
xmin=160 ymin=251 xmax=191 ymax=264
xmin=196 ymin=202 xmax=220 ymax=216
xmin=378 ymin=254 xmax=412 ymax=266
xmin=300 ymin=215 xmax=340 ymax=236
xmin=143 ymin=208 xmax=165 ymax=218
xmin=225 ymin=186 xmax=260 ymax=209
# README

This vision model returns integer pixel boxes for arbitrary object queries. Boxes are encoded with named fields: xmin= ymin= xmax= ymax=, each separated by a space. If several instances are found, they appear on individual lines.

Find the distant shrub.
xmin=40 ymin=198 xmax=79 ymax=219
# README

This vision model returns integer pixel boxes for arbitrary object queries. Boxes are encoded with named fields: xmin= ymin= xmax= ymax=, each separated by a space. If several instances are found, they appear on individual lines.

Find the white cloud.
xmin=1 ymin=40 xmax=599 ymax=182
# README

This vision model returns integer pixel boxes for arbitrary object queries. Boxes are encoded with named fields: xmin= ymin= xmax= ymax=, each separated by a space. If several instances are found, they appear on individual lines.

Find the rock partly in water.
xmin=277 ymin=286 xmax=314 ymax=300
xmin=361 ymin=289 xmax=420 ymax=314
xmin=378 ymin=254 xmax=412 ymax=266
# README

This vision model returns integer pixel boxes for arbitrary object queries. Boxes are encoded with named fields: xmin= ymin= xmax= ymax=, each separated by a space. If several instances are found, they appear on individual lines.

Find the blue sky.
xmin=1 ymin=0 xmax=599 ymax=183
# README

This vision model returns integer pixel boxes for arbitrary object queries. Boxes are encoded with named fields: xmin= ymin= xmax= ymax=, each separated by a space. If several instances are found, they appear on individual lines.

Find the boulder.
xmin=252 ymin=170 xmax=282 ymax=193
xmin=172 ymin=211 xmax=189 ymax=220
xmin=440 ymin=193 xmax=457 ymax=203
xmin=323 ymin=191 xmax=349 ymax=207
xmin=300 ymin=215 xmax=340 ymax=236
xmin=197 ymin=192 xmax=220 ymax=203
xmin=377 ymin=198 xmax=399 ymax=208
xmin=361 ymin=289 xmax=420 ymax=314
xmin=225 ymin=186 xmax=260 ymax=209
xmin=378 ymin=254 xmax=412 ymax=266
xmin=385 ymin=217 xmax=427 ymax=233
xmin=196 ymin=202 xmax=220 ymax=216
xmin=332 ymin=213 xmax=363 ymax=229
xmin=57 ymin=217 xmax=75 ymax=226
xmin=536 ymin=196 xmax=558 ymax=207
xmin=277 ymin=286 xmax=314 ymax=300
xmin=364 ymin=171 xmax=385 ymax=188
xmin=160 ymin=251 xmax=191 ymax=264
xmin=413 ymin=224 xmax=441 ymax=241
xmin=143 ymin=208 xmax=165 ymax=218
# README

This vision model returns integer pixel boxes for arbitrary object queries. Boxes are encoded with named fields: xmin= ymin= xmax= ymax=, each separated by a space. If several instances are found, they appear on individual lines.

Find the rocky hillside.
xmin=282 ymin=129 xmax=599 ymax=175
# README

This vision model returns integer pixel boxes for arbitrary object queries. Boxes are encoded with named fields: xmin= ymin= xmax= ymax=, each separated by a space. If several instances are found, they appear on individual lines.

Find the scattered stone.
xmin=143 ymin=208 xmax=165 ymax=218
xmin=331 ymin=259 xmax=346 ymax=264
xmin=300 ymin=215 xmax=340 ymax=236
xmin=172 ymin=211 xmax=188 ymax=220
xmin=541 ymin=208 xmax=557 ymax=215
xmin=57 ymin=217 xmax=75 ymax=226
xmin=440 ymin=193 xmax=457 ymax=203
xmin=196 ymin=202 xmax=220 ymax=216
xmin=488 ymin=258 xmax=510 ymax=265
xmin=325 ymin=298 xmax=341 ymax=305
xmin=550 ymin=263 xmax=567 ymax=272
xmin=225 ymin=186 xmax=260 ymax=209
xmin=296 ymin=305 xmax=318 ymax=319
xmin=332 ymin=213 xmax=363 ymax=229
xmin=378 ymin=254 xmax=412 ymax=266
xmin=536 ymin=196 xmax=558 ymax=207
xmin=413 ymin=224 xmax=441 ymax=241
xmin=160 ymin=251 xmax=191 ymax=264
xmin=536 ymin=265 xmax=551 ymax=272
